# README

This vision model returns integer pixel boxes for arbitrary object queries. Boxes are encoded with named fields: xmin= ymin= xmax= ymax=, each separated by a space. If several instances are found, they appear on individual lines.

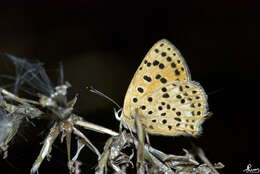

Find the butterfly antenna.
xmin=86 ymin=86 xmax=121 ymax=109
xmin=207 ymin=88 xmax=224 ymax=95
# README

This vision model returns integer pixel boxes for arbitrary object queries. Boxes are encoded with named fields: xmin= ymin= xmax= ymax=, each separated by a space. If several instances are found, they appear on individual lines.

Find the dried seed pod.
xmin=0 ymin=107 xmax=23 ymax=158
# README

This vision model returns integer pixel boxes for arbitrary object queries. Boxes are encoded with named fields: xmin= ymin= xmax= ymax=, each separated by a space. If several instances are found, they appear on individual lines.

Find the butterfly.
xmin=118 ymin=39 xmax=210 ymax=136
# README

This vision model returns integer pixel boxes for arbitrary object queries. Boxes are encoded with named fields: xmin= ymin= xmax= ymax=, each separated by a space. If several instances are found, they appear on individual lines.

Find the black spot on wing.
xmin=159 ymin=63 xmax=165 ymax=69
xmin=155 ymin=74 xmax=161 ymax=79
xmin=161 ymin=52 xmax=166 ymax=57
xmin=160 ymin=78 xmax=167 ymax=84
xmin=133 ymin=98 xmax=138 ymax=103
xmin=162 ymin=93 xmax=170 ymax=98
xmin=161 ymin=113 xmax=166 ymax=116
xmin=174 ymin=117 xmax=181 ymax=122
xmin=161 ymin=87 xmax=167 ymax=92
xmin=153 ymin=60 xmax=159 ymax=66
xmin=141 ymin=105 xmax=146 ymax=110
xmin=162 ymin=119 xmax=167 ymax=124
xmin=176 ymin=111 xmax=181 ymax=116
xmin=137 ymin=87 xmax=144 ymax=93
xmin=171 ymin=62 xmax=176 ymax=68
xmin=143 ymin=75 xmax=152 ymax=82
xmin=175 ymin=69 xmax=180 ymax=76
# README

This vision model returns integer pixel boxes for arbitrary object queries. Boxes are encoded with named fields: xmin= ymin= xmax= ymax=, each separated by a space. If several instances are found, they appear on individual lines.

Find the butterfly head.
xmin=114 ymin=107 xmax=138 ymax=133
xmin=114 ymin=108 xmax=123 ymax=121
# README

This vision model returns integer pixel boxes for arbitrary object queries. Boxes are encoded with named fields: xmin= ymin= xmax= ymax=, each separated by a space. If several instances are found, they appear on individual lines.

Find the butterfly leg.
xmin=145 ymin=132 xmax=151 ymax=146
xmin=205 ymin=111 xmax=213 ymax=119
xmin=134 ymin=109 xmax=145 ymax=174
xmin=119 ymin=120 xmax=123 ymax=134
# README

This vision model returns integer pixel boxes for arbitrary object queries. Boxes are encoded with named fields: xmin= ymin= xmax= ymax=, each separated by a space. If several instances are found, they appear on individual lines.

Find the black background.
xmin=0 ymin=2 xmax=259 ymax=174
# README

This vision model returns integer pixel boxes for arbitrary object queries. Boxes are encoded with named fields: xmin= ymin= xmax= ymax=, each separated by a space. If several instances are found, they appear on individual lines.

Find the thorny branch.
xmin=0 ymin=55 xmax=223 ymax=174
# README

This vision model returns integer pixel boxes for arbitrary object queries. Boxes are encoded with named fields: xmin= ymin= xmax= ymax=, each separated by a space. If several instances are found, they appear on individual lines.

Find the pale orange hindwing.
xmin=137 ymin=81 xmax=208 ymax=136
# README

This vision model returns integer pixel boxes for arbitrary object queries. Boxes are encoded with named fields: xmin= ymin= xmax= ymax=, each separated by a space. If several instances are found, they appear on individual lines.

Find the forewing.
xmin=123 ymin=39 xmax=191 ymax=120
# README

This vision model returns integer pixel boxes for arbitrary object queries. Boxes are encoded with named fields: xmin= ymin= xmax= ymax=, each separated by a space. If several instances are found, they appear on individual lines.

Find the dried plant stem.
xmin=72 ymin=127 xmax=101 ymax=159
xmin=196 ymin=146 xmax=220 ymax=174
xmin=74 ymin=120 xmax=119 ymax=136
xmin=31 ymin=122 xmax=60 ymax=174
xmin=0 ymin=88 xmax=40 ymax=105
